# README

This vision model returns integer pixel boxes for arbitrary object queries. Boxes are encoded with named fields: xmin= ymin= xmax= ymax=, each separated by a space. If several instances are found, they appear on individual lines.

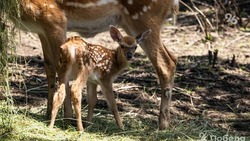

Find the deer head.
xmin=109 ymin=25 xmax=152 ymax=60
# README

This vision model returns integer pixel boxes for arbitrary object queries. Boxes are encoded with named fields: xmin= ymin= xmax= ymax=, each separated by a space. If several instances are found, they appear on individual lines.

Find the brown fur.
xmin=9 ymin=0 xmax=179 ymax=130
xmin=49 ymin=26 xmax=150 ymax=131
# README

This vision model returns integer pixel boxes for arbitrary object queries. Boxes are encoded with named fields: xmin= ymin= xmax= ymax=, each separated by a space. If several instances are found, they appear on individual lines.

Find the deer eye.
xmin=120 ymin=45 xmax=125 ymax=49
xmin=134 ymin=46 xmax=138 ymax=49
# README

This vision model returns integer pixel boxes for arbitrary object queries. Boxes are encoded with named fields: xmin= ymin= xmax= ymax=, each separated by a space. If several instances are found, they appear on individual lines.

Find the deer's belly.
xmin=67 ymin=14 xmax=121 ymax=38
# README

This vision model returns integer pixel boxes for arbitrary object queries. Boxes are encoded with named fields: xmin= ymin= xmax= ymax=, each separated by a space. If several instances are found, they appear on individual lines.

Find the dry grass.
xmin=1 ymin=102 xmax=238 ymax=141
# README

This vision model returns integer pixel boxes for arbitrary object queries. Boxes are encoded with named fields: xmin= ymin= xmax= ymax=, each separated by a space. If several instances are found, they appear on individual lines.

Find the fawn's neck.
xmin=113 ymin=47 xmax=129 ymax=72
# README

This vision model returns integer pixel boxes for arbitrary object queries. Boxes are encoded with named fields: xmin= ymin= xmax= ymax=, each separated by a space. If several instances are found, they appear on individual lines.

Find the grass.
xmin=1 ymin=0 xmax=20 ymax=139
xmin=1 ymin=102 xmax=248 ymax=141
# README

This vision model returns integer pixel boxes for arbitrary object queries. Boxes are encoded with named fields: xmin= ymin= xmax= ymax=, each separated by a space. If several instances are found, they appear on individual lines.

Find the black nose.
xmin=126 ymin=53 xmax=133 ymax=60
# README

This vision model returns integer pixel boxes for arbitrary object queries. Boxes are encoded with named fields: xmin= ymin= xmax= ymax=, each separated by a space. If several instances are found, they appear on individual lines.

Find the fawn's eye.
xmin=134 ymin=46 xmax=138 ymax=49
xmin=121 ymin=45 xmax=125 ymax=49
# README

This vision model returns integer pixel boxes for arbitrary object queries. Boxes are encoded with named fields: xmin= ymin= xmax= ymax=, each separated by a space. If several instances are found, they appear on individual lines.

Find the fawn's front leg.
xmin=86 ymin=82 xmax=98 ymax=125
xmin=100 ymin=81 xmax=124 ymax=129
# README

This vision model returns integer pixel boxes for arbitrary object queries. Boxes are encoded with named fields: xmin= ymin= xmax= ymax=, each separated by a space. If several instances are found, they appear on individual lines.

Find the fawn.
xmin=49 ymin=26 xmax=151 ymax=131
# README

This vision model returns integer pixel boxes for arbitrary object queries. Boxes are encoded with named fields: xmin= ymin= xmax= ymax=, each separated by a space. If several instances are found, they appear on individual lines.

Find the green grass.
xmin=1 ymin=1 xmax=19 ymax=139
xmin=1 ymin=102 xmax=248 ymax=141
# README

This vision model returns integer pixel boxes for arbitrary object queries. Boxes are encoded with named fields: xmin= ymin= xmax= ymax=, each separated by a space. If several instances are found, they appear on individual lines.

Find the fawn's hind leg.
xmin=71 ymin=70 xmax=88 ymax=131
xmin=49 ymin=64 xmax=72 ymax=129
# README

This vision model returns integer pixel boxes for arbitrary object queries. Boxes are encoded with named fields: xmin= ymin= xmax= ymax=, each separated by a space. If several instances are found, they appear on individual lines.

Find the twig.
xmin=193 ymin=0 xmax=214 ymax=9
xmin=238 ymin=0 xmax=250 ymax=5
xmin=115 ymin=86 xmax=142 ymax=91
xmin=117 ymin=76 xmax=157 ymax=83
xmin=26 ymin=84 xmax=48 ymax=92
xmin=173 ymin=87 xmax=195 ymax=98
xmin=225 ymin=33 xmax=250 ymax=47
xmin=180 ymin=0 xmax=205 ymax=33
xmin=190 ymin=0 xmax=215 ymax=30
xmin=173 ymin=87 xmax=199 ymax=110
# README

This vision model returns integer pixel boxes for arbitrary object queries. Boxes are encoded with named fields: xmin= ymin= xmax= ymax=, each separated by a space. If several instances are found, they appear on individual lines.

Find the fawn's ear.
xmin=136 ymin=29 xmax=152 ymax=44
xmin=110 ymin=25 xmax=123 ymax=42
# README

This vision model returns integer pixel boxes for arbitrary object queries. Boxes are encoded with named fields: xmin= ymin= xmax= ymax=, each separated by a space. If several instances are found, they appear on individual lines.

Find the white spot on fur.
xmin=47 ymin=14 xmax=52 ymax=17
xmin=132 ymin=13 xmax=139 ymax=20
xmin=123 ymin=7 xmax=129 ymax=15
xmin=97 ymin=57 xmax=102 ymax=62
xmin=66 ymin=0 xmax=118 ymax=8
xmin=69 ymin=46 xmax=76 ymax=61
xmin=143 ymin=6 xmax=148 ymax=12
xmin=49 ymin=4 xmax=55 ymax=9
xmin=105 ymin=60 xmax=109 ymax=64
xmin=127 ymin=0 xmax=133 ymax=5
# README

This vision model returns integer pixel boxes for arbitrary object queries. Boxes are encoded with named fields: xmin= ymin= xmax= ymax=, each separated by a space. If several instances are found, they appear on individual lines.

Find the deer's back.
xmin=60 ymin=36 xmax=118 ymax=83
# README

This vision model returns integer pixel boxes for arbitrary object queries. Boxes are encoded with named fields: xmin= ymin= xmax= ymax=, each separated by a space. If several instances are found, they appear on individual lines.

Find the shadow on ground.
xmin=8 ymin=52 xmax=250 ymax=137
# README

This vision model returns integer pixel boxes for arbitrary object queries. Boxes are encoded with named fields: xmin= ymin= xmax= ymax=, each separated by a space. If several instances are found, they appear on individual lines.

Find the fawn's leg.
xmin=123 ymin=23 xmax=176 ymax=130
xmin=49 ymin=62 xmax=72 ymax=128
xmin=63 ymin=82 xmax=73 ymax=125
xmin=71 ymin=70 xmax=88 ymax=131
xmin=100 ymin=81 xmax=123 ymax=129
xmin=49 ymin=83 xmax=66 ymax=128
xmin=86 ymin=82 xmax=97 ymax=124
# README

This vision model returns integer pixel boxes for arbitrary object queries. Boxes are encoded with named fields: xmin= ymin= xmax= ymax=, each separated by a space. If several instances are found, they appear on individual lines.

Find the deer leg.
xmin=145 ymin=38 xmax=176 ymax=130
xmin=71 ymin=70 xmax=88 ymax=131
xmin=124 ymin=26 xmax=176 ymax=130
xmin=49 ymin=82 xmax=66 ymax=128
xmin=86 ymin=82 xmax=97 ymax=125
xmin=101 ymin=82 xmax=123 ymax=129
xmin=38 ymin=34 xmax=57 ymax=119
xmin=48 ymin=35 xmax=73 ymax=121
xmin=49 ymin=58 xmax=73 ymax=128
xmin=42 ymin=23 xmax=73 ymax=121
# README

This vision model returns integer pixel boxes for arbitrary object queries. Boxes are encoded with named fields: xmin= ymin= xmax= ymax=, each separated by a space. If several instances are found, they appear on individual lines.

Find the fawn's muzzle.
xmin=126 ymin=53 xmax=133 ymax=60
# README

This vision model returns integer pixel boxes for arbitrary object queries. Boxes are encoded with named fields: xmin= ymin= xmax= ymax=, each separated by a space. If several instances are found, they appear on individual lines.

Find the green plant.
xmin=0 ymin=0 xmax=20 ymax=136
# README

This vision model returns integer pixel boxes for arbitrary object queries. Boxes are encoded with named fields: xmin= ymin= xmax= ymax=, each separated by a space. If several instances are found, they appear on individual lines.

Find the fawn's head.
xmin=110 ymin=25 xmax=151 ymax=60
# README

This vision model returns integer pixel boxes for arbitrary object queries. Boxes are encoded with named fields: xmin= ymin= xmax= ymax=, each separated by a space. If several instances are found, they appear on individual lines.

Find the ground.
xmin=1 ymin=14 xmax=250 ymax=140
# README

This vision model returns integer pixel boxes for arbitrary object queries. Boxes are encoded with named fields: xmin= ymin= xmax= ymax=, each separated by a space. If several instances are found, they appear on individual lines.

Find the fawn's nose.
xmin=126 ymin=53 xmax=133 ymax=60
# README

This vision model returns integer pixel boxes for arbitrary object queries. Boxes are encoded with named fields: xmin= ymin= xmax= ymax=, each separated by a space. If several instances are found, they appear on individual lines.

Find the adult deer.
xmin=7 ymin=0 xmax=178 ymax=129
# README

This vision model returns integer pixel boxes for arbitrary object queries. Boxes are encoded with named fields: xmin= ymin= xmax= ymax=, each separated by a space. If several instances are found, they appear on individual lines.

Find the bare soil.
xmin=9 ymin=16 xmax=250 ymax=136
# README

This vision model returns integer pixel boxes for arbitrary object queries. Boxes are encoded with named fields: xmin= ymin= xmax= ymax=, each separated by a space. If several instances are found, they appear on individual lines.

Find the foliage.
xmin=0 ymin=0 xmax=20 ymax=136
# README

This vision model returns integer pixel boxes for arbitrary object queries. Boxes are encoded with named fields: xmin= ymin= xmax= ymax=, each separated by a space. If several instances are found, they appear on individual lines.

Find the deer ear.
xmin=110 ymin=25 xmax=123 ymax=42
xmin=136 ymin=29 xmax=152 ymax=44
